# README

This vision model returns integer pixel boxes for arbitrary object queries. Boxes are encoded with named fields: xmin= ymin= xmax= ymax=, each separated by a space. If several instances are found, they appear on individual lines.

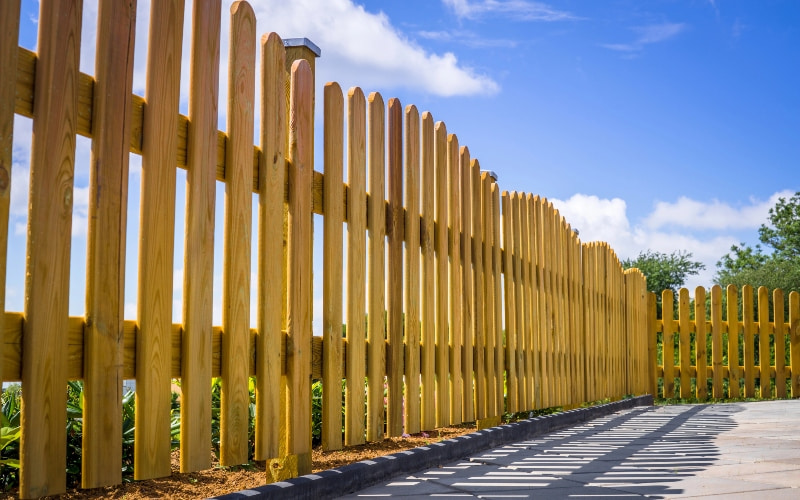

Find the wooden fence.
xmin=0 ymin=1 xmax=650 ymax=497
xmin=651 ymin=285 xmax=800 ymax=401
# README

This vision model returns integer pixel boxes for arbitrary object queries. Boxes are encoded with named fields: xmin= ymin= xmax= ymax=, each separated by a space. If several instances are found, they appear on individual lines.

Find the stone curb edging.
xmin=209 ymin=395 xmax=654 ymax=500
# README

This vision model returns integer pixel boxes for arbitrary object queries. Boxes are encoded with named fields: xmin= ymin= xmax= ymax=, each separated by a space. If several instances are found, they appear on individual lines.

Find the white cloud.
xmin=644 ymin=191 xmax=794 ymax=230
xmin=443 ymin=0 xmax=577 ymax=22
xmin=602 ymin=22 xmax=686 ymax=54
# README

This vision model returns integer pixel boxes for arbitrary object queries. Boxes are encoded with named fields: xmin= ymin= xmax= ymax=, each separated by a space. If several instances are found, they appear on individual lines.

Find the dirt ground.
xmin=0 ymin=425 xmax=476 ymax=499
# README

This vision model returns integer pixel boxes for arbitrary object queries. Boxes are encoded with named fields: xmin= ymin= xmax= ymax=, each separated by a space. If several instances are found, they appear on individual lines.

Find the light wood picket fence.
xmin=651 ymin=285 xmax=800 ymax=401
xmin=0 ymin=1 xmax=651 ymax=497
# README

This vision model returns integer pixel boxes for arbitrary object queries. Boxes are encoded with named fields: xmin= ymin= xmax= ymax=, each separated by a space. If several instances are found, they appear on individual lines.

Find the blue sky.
xmin=7 ymin=0 xmax=800 ymax=329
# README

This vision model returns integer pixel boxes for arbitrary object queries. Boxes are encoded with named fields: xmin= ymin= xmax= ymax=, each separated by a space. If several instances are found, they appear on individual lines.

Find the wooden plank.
xmin=473 ymin=167 xmax=486 ymax=420
xmin=220 ymin=0 xmax=255 ymax=467
xmin=581 ymin=243 xmax=592 ymax=402
xmin=345 ymin=87 xmax=367 ymax=446
xmin=434 ymin=121 xmax=449 ymax=427
xmin=758 ymin=286 xmax=772 ymax=398
xmin=742 ymin=285 xmax=755 ymax=397
xmin=661 ymin=290 xmax=675 ymax=399
xmin=255 ymin=32 xmax=286 ymax=461
xmin=711 ymin=285 xmax=723 ymax=398
xmin=790 ymin=291 xmax=800 ymax=397
xmin=501 ymin=192 xmax=517 ymax=413
xmin=286 ymin=59 xmax=314 ymax=474
xmin=774 ymin=289 xmax=786 ymax=398
xmin=20 ymin=2 xmax=82 ymax=495
xmin=135 ymin=0 xmax=185 ymax=481
xmin=366 ymin=91 xmax=385 ymax=442
xmin=518 ymin=193 xmax=530 ymax=410
xmin=539 ymin=199 xmax=553 ymax=406
xmin=479 ymin=173 xmax=494 ymax=417
xmin=647 ymin=291 xmax=658 ymax=397
xmin=695 ymin=287 xmax=708 ymax=400
xmin=181 ymin=0 xmax=221 ymax=473
xmin=447 ymin=134 xmax=462 ymax=424
xmin=491 ymin=184 xmax=503 ymax=415
xmin=727 ymin=285 xmax=740 ymax=398
xmin=386 ymin=98 xmax=404 ymax=437
xmin=322 ymin=82 xmax=344 ymax=450
xmin=420 ymin=112 xmax=436 ymax=431
xmin=678 ymin=288 xmax=691 ymax=399
xmin=81 ymin=0 xmax=135 ymax=487
xmin=0 ymin=0 xmax=21 ymax=388
xmin=459 ymin=146 xmax=473 ymax=422
xmin=404 ymin=104 xmax=421 ymax=434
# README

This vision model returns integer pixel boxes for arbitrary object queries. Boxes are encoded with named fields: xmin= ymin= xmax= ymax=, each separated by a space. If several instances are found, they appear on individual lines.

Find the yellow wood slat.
xmin=647 ymin=291 xmax=658 ymax=397
xmin=180 ymin=0 xmax=221 ymax=473
xmin=472 ymin=166 xmax=486 ymax=420
xmin=434 ymin=121 xmax=449 ymax=427
xmin=419 ymin=112 xmax=436 ymax=431
xmin=404 ymin=104 xmax=421 ymax=434
xmin=81 ymin=0 xmax=136 ymax=487
xmin=447 ymin=134 xmax=463 ymax=424
xmin=758 ymin=287 xmax=772 ymax=398
xmin=134 ymin=0 xmax=185 ymax=482
xmin=255 ymin=32 xmax=286 ymax=462
xmin=0 ymin=0 xmax=21 ymax=389
xmin=491 ymin=184 xmax=504 ymax=415
xmin=345 ymin=87 xmax=367 ymax=446
xmin=790 ymin=291 xmax=800 ymax=397
xmin=517 ymin=192 xmax=530 ymax=411
xmin=695 ymin=287 xmax=708 ymax=400
xmin=286 ymin=59 xmax=314 ymax=475
xmin=220 ymin=1 xmax=256 ymax=468
xmin=366 ymin=91 xmax=386 ymax=442
xmin=20 ymin=2 xmax=82 ymax=496
xmin=459 ymin=146 xmax=474 ymax=422
xmin=678 ymin=289 xmax=691 ymax=399
xmin=386 ymin=98 xmax=404 ymax=437
xmin=322 ymin=82 xmax=344 ymax=451
xmin=727 ymin=285 xmax=741 ymax=398
xmin=742 ymin=285 xmax=756 ymax=397
xmin=774 ymin=289 xmax=787 ymax=398
xmin=661 ymin=290 xmax=675 ymax=399
xmin=502 ymin=192 xmax=517 ymax=413
xmin=711 ymin=285 xmax=724 ymax=398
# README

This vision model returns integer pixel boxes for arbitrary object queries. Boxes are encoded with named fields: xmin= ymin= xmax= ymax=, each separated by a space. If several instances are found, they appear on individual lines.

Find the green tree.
xmin=622 ymin=249 xmax=706 ymax=297
xmin=715 ymin=192 xmax=800 ymax=304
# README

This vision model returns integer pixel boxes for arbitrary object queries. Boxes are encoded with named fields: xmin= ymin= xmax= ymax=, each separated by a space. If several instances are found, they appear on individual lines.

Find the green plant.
xmin=1 ymin=384 xmax=21 ymax=491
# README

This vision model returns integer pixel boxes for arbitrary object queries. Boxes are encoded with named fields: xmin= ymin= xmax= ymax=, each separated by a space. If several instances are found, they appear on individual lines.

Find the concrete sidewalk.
xmin=342 ymin=400 xmax=800 ymax=499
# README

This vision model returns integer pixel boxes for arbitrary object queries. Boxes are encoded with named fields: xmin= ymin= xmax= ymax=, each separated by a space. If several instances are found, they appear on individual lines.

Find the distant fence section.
xmin=650 ymin=285 xmax=800 ymax=401
xmin=0 ymin=1 xmax=651 ymax=498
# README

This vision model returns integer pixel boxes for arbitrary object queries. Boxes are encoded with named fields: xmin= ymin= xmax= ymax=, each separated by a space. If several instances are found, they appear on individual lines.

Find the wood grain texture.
xmin=491 ymin=184 xmax=503 ymax=415
xmin=501 ymin=192 xmax=517 ymax=413
xmin=345 ymin=87 xmax=367 ymax=446
xmin=366 ymin=92 xmax=385 ymax=442
xmin=758 ymin=287 xmax=772 ymax=398
xmin=695 ymin=287 xmax=708 ymax=400
xmin=135 ymin=0 xmax=184 ymax=481
xmin=447 ymin=134 xmax=462 ymax=424
xmin=20 ymin=1 xmax=82 ymax=496
xmin=82 ymin=0 xmax=135 ymax=488
xmin=774 ymin=289 xmax=786 ymax=398
xmin=661 ymin=290 xmax=675 ymax=399
xmin=472 ymin=164 xmax=485 ymax=420
xmin=386 ymin=98 xmax=404 ymax=437
xmin=711 ymin=285 xmax=723 ymax=398
xmin=255 ymin=32 xmax=285 ymax=461
xmin=790 ymin=292 xmax=799 ymax=396
xmin=0 ymin=0 xmax=20 ymax=387
xmin=742 ymin=285 xmax=755 ymax=397
xmin=286 ymin=59 xmax=314 ymax=473
xmin=181 ymin=0 xmax=221 ymax=473
xmin=518 ymin=192 xmax=530 ymax=410
xmin=727 ymin=285 xmax=740 ymax=398
xmin=220 ymin=1 xmax=255 ymax=467
xmin=420 ymin=112 xmax=436 ymax=431
xmin=459 ymin=147 xmax=473 ymax=422
xmin=479 ymin=173 xmax=493 ymax=417
xmin=433 ymin=121 xmax=449 ymax=427
xmin=678 ymin=288 xmax=691 ymax=399
xmin=403 ymin=104 xmax=421 ymax=435
xmin=322 ymin=82 xmax=344 ymax=451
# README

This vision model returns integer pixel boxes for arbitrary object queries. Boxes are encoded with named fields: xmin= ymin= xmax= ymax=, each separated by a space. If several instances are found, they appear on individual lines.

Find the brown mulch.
xmin=0 ymin=425 xmax=477 ymax=499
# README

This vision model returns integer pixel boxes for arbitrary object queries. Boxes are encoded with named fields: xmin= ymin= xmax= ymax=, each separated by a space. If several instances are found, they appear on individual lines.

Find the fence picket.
xmin=757 ymin=287 xmax=771 ymax=398
xmin=434 ymin=121 xmax=449 ymax=427
xmin=480 ymin=172 xmax=494 ymax=418
xmin=662 ymin=290 xmax=675 ymax=399
xmin=743 ymin=285 xmax=755 ymax=397
xmin=774 ymin=289 xmax=786 ymax=398
xmin=695 ymin=287 xmax=708 ymax=400
xmin=82 ymin=0 xmax=135 ymax=487
xmin=472 ymin=161 xmax=485 ymax=420
xmin=0 ymin=0 xmax=21 ymax=390
xmin=502 ymin=192 xmax=517 ymax=413
xmin=528 ymin=194 xmax=542 ymax=409
xmin=322 ymin=82 xmax=344 ymax=451
xmin=345 ymin=87 xmax=367 ymax=446
xmin=366 ymin=91 xmax=386 ymax=442
xmin=286 ymin=59 xmax=314 ymax=474
xmin=20 ymin=1 xmax=82 ymax=495
xmin=448 ymin=134 xmax=463 ymax=424
xmin=460 ymin=147 xmax=474 ymax=422
xmin=518 ymin=193 xmax=531 ymax=410
xmin=404 ymin=104 xmax=421 ymax=435
xmin=420 ymin=112 xmax=436 ymax=431
xmin=727 ymin=285 xmax=741 ymax=398
xmin=255 ymin=32 xmax=286 ymax=461
xmin=791 ymin=291 xmax=800 ymax=396
xmin=491 ymin=184 xmax=504 ymax=416
xmin=711 ymin=285 xmax=723 ymax=398
xmin=678 ymin=289 xmax=691 ymax=399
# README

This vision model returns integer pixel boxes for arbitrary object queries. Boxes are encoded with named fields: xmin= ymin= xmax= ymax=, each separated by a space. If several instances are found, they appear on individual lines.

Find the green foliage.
xmin=716 ymin=192 xmax=800 ymax=298
xmin=1 ymin=384 xmax=21 ymax=491
xmin=209 ymin=377 xmax=257 ymax=459
xmin=622 ymin=250 xmax=705 ymax=297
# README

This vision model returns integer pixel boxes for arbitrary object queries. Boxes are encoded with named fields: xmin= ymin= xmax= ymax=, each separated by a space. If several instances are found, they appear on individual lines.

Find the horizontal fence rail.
xmin=1 ymin=1 xmax=651 ymax=498
xmin=650 ymin=285 xmax=800 ymax=401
